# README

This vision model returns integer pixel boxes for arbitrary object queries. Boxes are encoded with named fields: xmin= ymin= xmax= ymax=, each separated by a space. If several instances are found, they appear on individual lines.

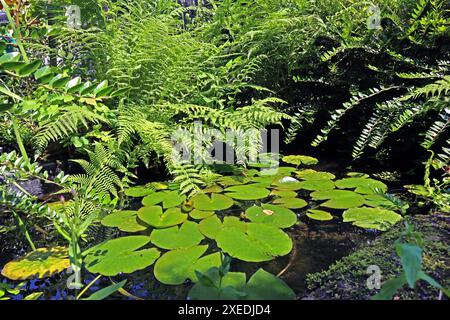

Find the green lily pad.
xmin=298 ymin=179 xmax=335 ymax=191
xmin=153 ymin=245 xmax=221 ymax=285
xmin=198 ymin=215 xmax=223 ymax=239
xmin=271 ymin=178 xmax=303 ymax=191
xmin=190 ymin=209 xmax=215 ymax=220
xmin=296 ymin=169 xmax=336 ymax=180
xmin=306 ymin=209 xmax=333 ymax=221
xmin=259 ymin=166 xmax=296 ymax=176
xmin=271 ymin=189 xmax=297 ymax=198
xmin=142 ymin=190 xmax=186 ymax=208
xmin=245 ymin=204 xmax=297 ymax=228
xmin=225 ymin=185 xmax=270 ymax=200
xmin=364 ymin=194 xmax=398 ymax=209
xmin=137 ymin=206 xmax=187 ymax=228
xmin=282 ymin=155 xmax=318 ymax=166
xmin=84 ymin=236 xmax=160 ymax=276
xmin=217 ymin=176 xmax=250 ymax=186
xmin=272 ymin=197 xmax=308 ymax=209
xmin=191 ymin=193 xmax=234 ymax=211
xmin=150 ymin=221 xmax=204 ymax=250
xmin=216 ymin=222 xmax=292 ymax=262
xmin=188 ymin=268 xmax=295 ymax=300
xmin=310 ymin=189 xmax=365 ymax=209
xmin=343 ymin=207 xmax=402 ymax=231
xmin=335 ymin=177 xmax=388 ymax=194
xmin=189 ymin=271 xmax=247 ymax=300
xmin=125 ymin=186 xmax=155 ymax=197
xmin=202 ymin=185 xmax=223 ymax=193
xmin=245 ymin=269 xmax=296 ymax=300
xmin=1 ymin=247 xmax=70 ymax=280
xmin=101 ymin=210 xmax=148 ymax=232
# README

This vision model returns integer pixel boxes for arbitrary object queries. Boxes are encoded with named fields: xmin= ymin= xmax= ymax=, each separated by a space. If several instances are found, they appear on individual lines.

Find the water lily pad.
xmin=101 ymin=210 xmax=148 ymax=232
xmin=1 ymin=247 xmax=70 ymax=280
xmin=296 ymin=169 xmax=336 ymax=180
xmin=142 ymin=190 xmax=186 ymax=208
xmin=343 ymin=207 xmax=402 ymax=231
xmin=335 ymin=177 xmax=388 ymax=194
xmin=202 ymin=185 xmax=223 ymax=193
xmin=198 ymin=215 xmax=223 ymax=239
xmin=259 ymin=166 xmax=296 ymax=176
xmin=191 ymin=193 xmax=234 ymax=211
xmin=245 ymin=269 xmax=296 ymax=300
xmin=83 ymin=236 xmax=160 ymax=276
xmin=190 ymin=209 xmax=215 ymax=220
xmin=271 ymin=197 xmax=308 ymax=209
xmin=271 ymin=178 xmax=303 ymax=191
xmin=154 ymin=245 xmax=221 ymax=285
xmin=282 ymin=155 xmax=318 ymax=166
xmin=125 ymin=186 xmax=155 ymax=197
xmin=217 ymin=176 xmax=250 ymax=186
xmin=310 ymin=189 xmax=365 ymax=209
xmin=271 ymin=189 xmax=297 ymax=198
xmin=306 ymin=209 xmax=333 ymax=221
xmin=189 ymin=271 xmax=247 ymax=300
xmin=225 ymin=185 xmax=270 ymax=200
xmin=364 ymin=194 xmax=398 ymax=209
xmin=150 ymin=221 xmax=204 ymax=250
xmin=298 ymin=179 xmax=335 ymax=191
xmin=216 ymin=223 xmax=292 ymax=262
xmin=137 ymin=206 xmax=187 ymax=228
xmin=245 ymin=204 xmax=297 ymax=228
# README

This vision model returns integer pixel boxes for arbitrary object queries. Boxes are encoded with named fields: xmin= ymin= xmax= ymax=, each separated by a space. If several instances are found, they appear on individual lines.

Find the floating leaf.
xmin=216 ymin=222 xmax=292 ymax=262
xmin=335 ymin=177 xmax=388 ymax=194
xmin=245 ymin=269 xmax=296 ymax=300
xmin=83 ymin=236 xmax=160 ymax=276
xmin=298 ymin=179 xmax=335 ymax=191
xmin=189 ymin=271 xmax=247 ymax=300
xmin=343 ymin=207 xmax=402 ymax=231
xmin=154 ymin=245 xmax=221 ymax=285
xmin=271 ymin=178 xmax=303 ymax=191
xmin=271 ymin=197 xmax=307 ymax=209
xmin=198 ymin=215 xmax=223 ymax=239
xmin=1 ymin=247 xmax=70 ymax=280
xmin=306 ymin=209 xmax=333 ymax=221
xmin=190 ymin=209 xmax=215 ymax=220
xmin=137 ymin=206 xmax=187 ymax=228
xmin=202 ymin=185 xmax=223 ymax=193
xmin=217 ymin=176 xmax=250 ymax=186
xmin=225 ymin=185 xmax=270 ymax=200
xmin=282 ymin=155 xmax=318 ymax=166
xmin=125 ymin=186 xmax=155 ymax=197
xmin=142 ymin=190 xmax=186 ymax=208
xmin=296 ymin=169 xmax=336 ymax=180
xmin=191 ymin=193 xmax=234 ymax=211
xmin=364 ymin=194 xmax=398 ymax=209
xmin=101 ymin=210 xmax=148 ymax=232
xmin=311 ymin=189 xmax=365 ymax=209
xmin=271 ymin=189 xmax=297 ymax=198
xmin=245 ymin=204 xmax=297 ymax=228
xmin=150 ymin=221 xmax=204 ymax=250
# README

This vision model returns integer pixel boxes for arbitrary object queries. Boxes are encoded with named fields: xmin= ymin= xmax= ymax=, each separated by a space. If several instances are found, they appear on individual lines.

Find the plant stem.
xmin=11 ymin=210 xmax=36 ymax=250
xmin=11 ymin=115 xmax=29 ymax=163
xmin=1 ymin=0 xmax=29 ymax=62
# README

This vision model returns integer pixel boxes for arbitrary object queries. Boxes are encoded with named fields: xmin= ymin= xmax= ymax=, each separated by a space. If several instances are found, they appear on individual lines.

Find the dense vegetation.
xmin=0 ymin=0 xmax=448 ymax=300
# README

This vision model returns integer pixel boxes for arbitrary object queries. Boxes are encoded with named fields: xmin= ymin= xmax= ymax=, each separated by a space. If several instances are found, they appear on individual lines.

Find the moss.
xmin=304 ymin=214 xmax=449 ymax=300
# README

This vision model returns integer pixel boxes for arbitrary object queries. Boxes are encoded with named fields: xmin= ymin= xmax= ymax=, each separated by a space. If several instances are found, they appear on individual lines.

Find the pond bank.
xmin=302 ymin=214 xmax=449 ymax=300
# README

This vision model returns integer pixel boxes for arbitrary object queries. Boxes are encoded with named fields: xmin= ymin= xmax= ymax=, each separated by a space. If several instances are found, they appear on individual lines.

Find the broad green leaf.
xmin=343 ymin=207 xmax=402 ymax=231
xmin=216 ymin=223 xmax=292 ymax=262
xmin=225 ymin=185 xmax=270 ymax=200
xmin=191 ymin=193 xmax=234 ymax=211
xmin=84 ymin=236 xmax=160 ymax=276
xmin=198 ymin=215 xmax=222 ymax=239
xmin=311 ymin=189 xmax=365 ymax=209
xmin=270 ymin=189 xmax=297 ymax=198
xmin=189 ymin=271 xmax=247 ymax=300
xmin=137 ymin=206 xmax=187 ymax=228
xmin=101 ymin=210 xmax=148 ymax=232
xmin=154 ymin=245 xmax=221 ymax=285
xmin=396 ymin=243 xmax=422 ymax=288
xmin=190 ymin=209 xmax=215 ymax=220
xmin=142 ymin=190 xmax=186 ymax=208
xmin=1 ymin=247 xmax=70 ymax=280
xmin=372 ymin=273 xmax=406 ymax=300
xmin=298 ymin=179 xmax=335 ymax=191
xmin=282 ymin=155 xmax=318 ymax=166
xmin=245 ymin=269 xmax=296 ymax=300
xmin=245 ymin=204 xmax=297 ymax=228
xmin=272 ymin=197 xmax=308 ymax=209
xmin=150 ymin=221 xmax=204 ymax=249
xmin=296 ymin=169 xmax=336 ymax=180
xmin=306 ymin=209 xmax=333 ymax=221
xmin=335 ymin=177 xmax=388 ymax=194
xmin=17 ymin=60 xmax=42 ymax=77
xmin=125 ymin=185 xmax=155 ymax=197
